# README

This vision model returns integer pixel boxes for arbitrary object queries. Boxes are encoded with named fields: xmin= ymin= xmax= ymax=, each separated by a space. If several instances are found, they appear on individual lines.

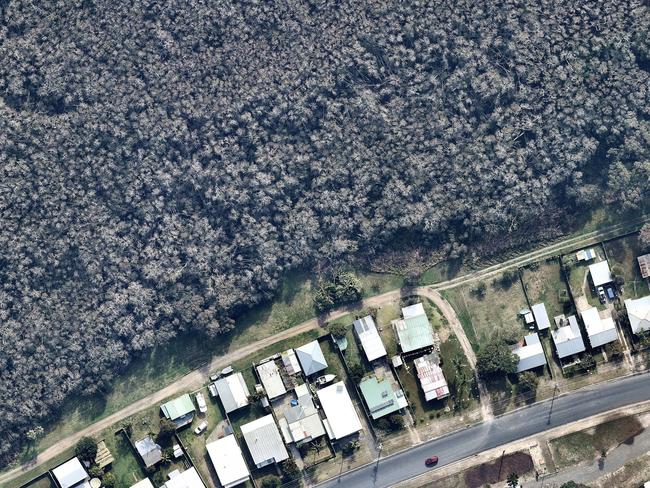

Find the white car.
xmin=195 ymin=392 xmax=208 ymax=413
xmin=194 ymin=420 xmax=208 ymax=435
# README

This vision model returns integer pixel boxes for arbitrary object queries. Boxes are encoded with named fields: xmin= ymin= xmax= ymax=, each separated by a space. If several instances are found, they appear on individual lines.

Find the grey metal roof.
xmin=241 ymin=414 xmax=289 ymax=467
xmin=296 ymin=340 xmax=328 ymax=376
xmin=531 ymin=303 xmax=551 ymax=330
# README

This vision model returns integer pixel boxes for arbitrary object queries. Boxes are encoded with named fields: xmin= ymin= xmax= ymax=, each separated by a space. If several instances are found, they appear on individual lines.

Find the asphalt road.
xmin=318 ymin=372 xmax=650 ymax=488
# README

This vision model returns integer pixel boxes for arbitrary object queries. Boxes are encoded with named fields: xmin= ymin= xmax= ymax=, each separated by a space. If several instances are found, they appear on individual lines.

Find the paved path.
xmin=316 ymin=372 xmax=650 ymax=488
xmin=1 ymin=215 xmax=647 ymax=485
xmin=530 ymin=428 xmax=650 ymax=487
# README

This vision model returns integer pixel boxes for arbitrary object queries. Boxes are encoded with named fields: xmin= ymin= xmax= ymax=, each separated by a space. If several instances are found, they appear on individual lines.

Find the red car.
xmin=425 ymin=456 xmax=439 ymax=466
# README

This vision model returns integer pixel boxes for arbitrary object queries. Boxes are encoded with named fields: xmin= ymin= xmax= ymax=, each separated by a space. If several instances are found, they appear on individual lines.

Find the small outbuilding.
xmin=576 ymin=248 xmax=597 ymax=262
xmin=638 ymin=254 xmax=650 ymax=279
xmin=511 ymin=334 xmax=547 ymax=372
xmin=215 ymin=372 xmax=250 ymax=413
xmin=129 ymin=479 xmax=155 ymax=488
xmin=296 ymin=340 xmax=328 ymax=376
xmin=160 ymin=394 xmax=196 ymax=428
xmin=354 ymin=315 xmax=387 ymax=362
xmin=241 ymin=414 xmax=289 ymax=468
xmin=206 ymin=435 xmax=250 ymax=488
xmin=531 ymin=303 xmax=551 ymax=331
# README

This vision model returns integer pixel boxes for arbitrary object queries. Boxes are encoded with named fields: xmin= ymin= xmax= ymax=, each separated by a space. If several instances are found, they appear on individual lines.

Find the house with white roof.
xmin=392 ymin=303 xmax=435 ymax=354
xmin=296 ymin=340 xmax=328 ymax=376
xmin=531 ymin=303 xmax=551 ymax=331
xmin=281 ymin=349 xmax=302 ymax=375
xmin=161 ymin=467 xmax=205 ymax=488
xmin=129 ymin=479 xmax=155 ymax=488
xmin=576 ymin=248 xmax=597 ymax=262
xmin=256 ymin=360 xmax=287 ymax=399
xmin=52 ymin=458 xmax=90 ymax=488
xmin=354 ymin=315 xmax=387 ymax=362
xmin=241 ymin=414 xmax=289 ymax=468
xmin=279 ymin=383 xmax=326 ymax=445
xmin=318 ymin=381 xmax=363 ymax=440
xmin=511 ymin=334 xmax=547 ymax=372
xmin=215 ymin=372 xmax=250 ymax=413
xmin=625 ymin=296 xmax=650 ymax=334
xmin=414 ymin=353 xmax=449 ymax=401
xmin=206 ymin=435 xmax=250 ymax=488
xmin=589 ymin=260 xmax=613 ymax=287
xmin=581 ymin=307 xmax=618 ymax=348
xmin=552 ymin=315 xmax=586 ymax=359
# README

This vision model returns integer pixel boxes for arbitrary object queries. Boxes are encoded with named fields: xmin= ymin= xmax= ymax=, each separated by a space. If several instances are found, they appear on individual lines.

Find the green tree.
xmin=75 ymin=436 xmax=97 ymax=463
xmin=387 ymin=414 xmax=405 ymax=431
xmin=348 ymin=362 xmax=365 ymax=383
xmin=156 ymin=418 xmax=177 ymax=445
xmin=281 ymin=458 xmax=300 ymax=480
xmin=260 ymin=476 xmax=281 ymax=488
xmin=329 ymin=322 xmax=348 ymax=339
xmin=507 ymin=472 xmax=519 ymax=487
xmin=476 ymin=341 xmax=518 ymax=379
xmin=102 ymin=472 xmax=116 ymax=488
xmin=639 ymin=223 xmax=650 ymax=252
xmin=25 ymin=425 xmax=44 ymax=443
xmin=560 ymin=482 xmax=590 ymax=488
xmin=517 ymin=371 xmax=539 ymax=395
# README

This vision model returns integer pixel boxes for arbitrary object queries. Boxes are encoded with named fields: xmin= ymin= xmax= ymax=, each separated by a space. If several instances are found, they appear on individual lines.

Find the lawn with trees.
xmin=0 ymin=0 xmax=648 ymax=466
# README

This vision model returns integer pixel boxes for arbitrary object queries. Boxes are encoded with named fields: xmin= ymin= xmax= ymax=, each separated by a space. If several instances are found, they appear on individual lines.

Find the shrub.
xmin=476 ymin=341 xmax=518 ymax=379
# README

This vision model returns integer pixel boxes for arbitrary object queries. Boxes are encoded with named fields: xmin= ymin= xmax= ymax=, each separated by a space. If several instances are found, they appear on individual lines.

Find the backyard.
xmin=604 ymin=234 xmax=650 ymax=300
xmin=442 ymin=271 xmax=530 ymax=353
xmin=521 ymin=259 xmax=574 ymax=321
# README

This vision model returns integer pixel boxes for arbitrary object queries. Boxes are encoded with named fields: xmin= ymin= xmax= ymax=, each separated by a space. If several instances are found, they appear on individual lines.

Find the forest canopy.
xmin=0 ymin=0 xmax=649 ymax=465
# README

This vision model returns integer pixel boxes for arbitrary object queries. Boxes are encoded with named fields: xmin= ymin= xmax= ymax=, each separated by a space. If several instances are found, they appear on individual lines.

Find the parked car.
xmin=194 ymin=420 xmax=208 ymax=435
xmin=425 ymin=456 xmax=439 ymax=466
xmin=597 ymin=286 xmax=606 ymax=303
xmin=606 ymin=287 xmax=615 ymax=300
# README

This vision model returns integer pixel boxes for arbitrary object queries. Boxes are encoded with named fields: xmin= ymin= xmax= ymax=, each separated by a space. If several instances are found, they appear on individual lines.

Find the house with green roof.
xmin=359 ymin=376 xmax=408 ymax=420
xmin=160 ymin=393 xmax=196 ymax=428
xmin=392 ymin=303 xmax=435 ymax=354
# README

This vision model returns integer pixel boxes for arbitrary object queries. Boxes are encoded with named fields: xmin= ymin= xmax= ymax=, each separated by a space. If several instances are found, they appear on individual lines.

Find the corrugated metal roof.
xmin=241 ymin=414 xmax=289 ymax=467
xmin=414 ymin=353 xmax=449 ymax=401
xmin=394 ymin=307 xmax=434 ymax=353
xmin=296 ymin=340 xmax=328 ymax=376
xmin=256 ymin=360 xmax=286 ymax=399
xmin=512 ymin=333 xmax=547 ymax=372
xmin=206 ymin=435 xmax=250 ymax=488
xmin=215 ymin=373 xmax=250 ymax=413
xmin=318 ymin=381 xmax=363 ymax=440
xmin=531 ymin=303 xmax=551 ymax=330
xmin=359 ymin=376 xmax=406 ymax=419
xmin=552 ymin=315 xmax=586 ymax=358
xmin=625 ymin=296 xmax=650 ymax=334
xmin=589 ymin=260 xmax=613 ymax=287
xmin=354 ymin=315 xmax=387 ymax=361
xmin=160 ymin=394 xmax=195 ymax=421
xmin=52 ymin=458 xmax=89 ymax=488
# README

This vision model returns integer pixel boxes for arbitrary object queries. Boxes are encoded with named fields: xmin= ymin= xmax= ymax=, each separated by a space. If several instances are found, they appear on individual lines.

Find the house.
xmin=206 ymin=435 xmax=250 ymax=488
xmin=392 ymin=303 xmax=435 ymax=354
xmin=215 ymin=372 xmax=250 ymax=413
xmin=531 ymin=303 xmax=551 ymax=331
xmin=279 ymin=383 xmax=326 ymax=445
xmin=296 ymin=340 xmax=328 ymax=376
xmin=94 ymin=440 xmax=114 ymax=469
xmin=511 ymin=334 xmax=547 ymax=372
xmin=318 ymin=381 xmax=363 ymax=440
xmin=241 ymin=414 xmax=289 ymax=468
xmin=552 ymin=315 xmax=586 ymax=359
xmin=160 ymin=467 xmax=205 ymax=488
xmin=638 ymin=254 xmax=650 ymax=279
xmin=135 ymin=436 xmax=162 ymax=468
xmin=414 ymin=353 xmax=450 ymax=401
xmin=281 ymin=349 xmax=302 ymax=375
xmin=130 ymin=479 xmax=155 ymax=488
xmin=589 ymin=260 xmax=613 ymax=288
xmin=256 ymin=360 xmax=287 ymax=399
xmin=624 ymin=296 xmax=650 ymax=334
xmin=354 ymin=315 xmax=387 ymax=362
xmin=359 ymin=376 xmax=408 ymax=419
xmin=160 ymin=394 xmax=196 ymax=428
xmin=581 ymin=307 xmax=618 ymax=348
xmin=576 ymin=248 xmax=597 ymax=262
xmin=52 ymin=458 xmax=90 ymax=488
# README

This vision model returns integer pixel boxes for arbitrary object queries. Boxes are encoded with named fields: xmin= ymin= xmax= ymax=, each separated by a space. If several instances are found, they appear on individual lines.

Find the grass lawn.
xmin=521 ymin=259 xmax=574 ymax=320
xmin=319 ymin=336 xmax=349 ymax=383
xmin=442 ymin=272 xmax=529 ymax=353
xmin=103 ymin=432 xmax=147 ymax=488
xmin=14 ymin=476 xmax=53 ymax=488
xmin=549 ymin=415 xmax=644 ymax=469
xmin=562 ymin=247 xmax=609 ymax=310
xmin=604 ymin=234 xmax=650 ymax=300
xmin=177 ymin=387 xmax=226 ymax=487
